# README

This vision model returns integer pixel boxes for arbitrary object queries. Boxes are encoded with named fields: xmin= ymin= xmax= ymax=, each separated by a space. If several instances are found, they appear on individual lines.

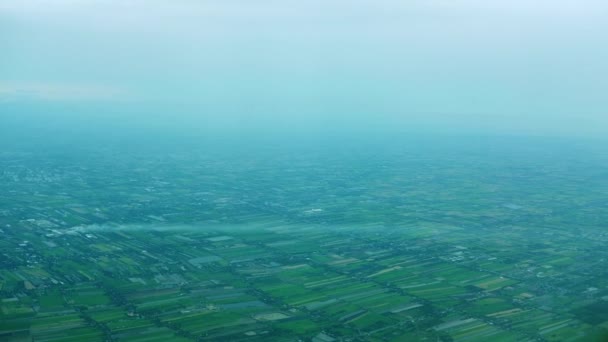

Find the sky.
xmin=1 ymin=0 xmax=607 ymax=138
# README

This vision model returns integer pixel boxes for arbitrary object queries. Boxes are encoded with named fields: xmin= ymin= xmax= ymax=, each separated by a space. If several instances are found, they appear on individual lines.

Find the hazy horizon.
xmin=2 ymin=0 xmax=608 ymax=141
xmin=3 ymin=3 xmax=608 ymax=340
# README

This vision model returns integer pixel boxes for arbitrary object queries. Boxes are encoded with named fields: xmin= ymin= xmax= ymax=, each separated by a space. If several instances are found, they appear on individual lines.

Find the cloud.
xmin=0 ymin=82 xmax=126 ymax=102
xmin=2 ymin=0 xmax=605 ymax=41
xmin=3 ymin=0 xmax=604 ymax=15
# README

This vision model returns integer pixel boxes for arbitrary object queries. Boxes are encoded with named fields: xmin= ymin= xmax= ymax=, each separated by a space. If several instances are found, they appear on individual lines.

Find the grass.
xmin=275 ymin=319 xmax=318 ymax=335
xmin=467 ymin=297 xmax=514 ymax=316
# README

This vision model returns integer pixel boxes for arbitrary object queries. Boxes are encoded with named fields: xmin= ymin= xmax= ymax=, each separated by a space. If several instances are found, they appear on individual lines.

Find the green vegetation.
xmin=1 ymin=137 xmax=608 ymax=341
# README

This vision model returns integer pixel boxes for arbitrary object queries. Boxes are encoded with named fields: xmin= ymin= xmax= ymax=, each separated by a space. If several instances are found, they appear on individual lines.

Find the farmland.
xmin=1 ymin=137 xmax=608 ymax=341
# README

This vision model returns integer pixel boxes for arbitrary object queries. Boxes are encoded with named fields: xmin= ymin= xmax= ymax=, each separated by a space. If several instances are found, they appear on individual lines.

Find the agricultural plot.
xmin=2 ymin=140 xmax=608 ymax=341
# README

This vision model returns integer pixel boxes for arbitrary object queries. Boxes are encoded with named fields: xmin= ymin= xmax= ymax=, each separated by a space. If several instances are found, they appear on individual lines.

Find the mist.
xmin=2 ymin=0 xmax=607 ymax=143
xmin=4 ymin=3 xmax=608 ymax=340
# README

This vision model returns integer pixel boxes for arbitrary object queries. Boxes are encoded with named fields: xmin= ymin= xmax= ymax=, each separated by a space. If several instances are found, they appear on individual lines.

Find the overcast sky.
xmin=1 ymin=0 xmax=607 ymax=137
